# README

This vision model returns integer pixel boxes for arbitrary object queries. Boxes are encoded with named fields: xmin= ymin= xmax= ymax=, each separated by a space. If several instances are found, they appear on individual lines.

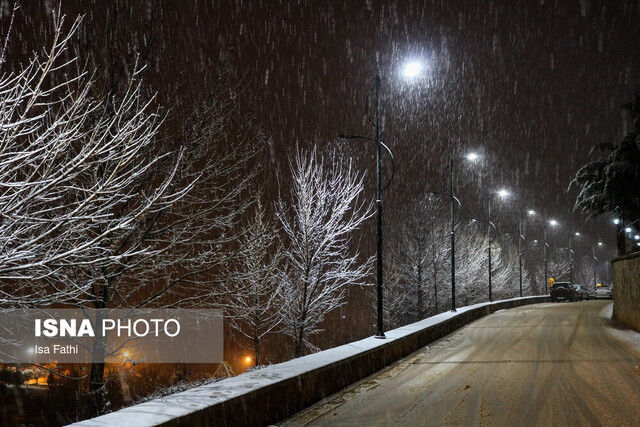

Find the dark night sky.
xmin=5 ymin=0 xmax=638 ymax=259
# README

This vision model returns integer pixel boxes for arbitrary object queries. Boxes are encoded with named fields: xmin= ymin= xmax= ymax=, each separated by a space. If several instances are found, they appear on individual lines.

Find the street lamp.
xmin=432 ymin=227 xmax=438 ymax=313
xmin=516 ymin=215 xmax=526 ymax=298
xmin=421 ymin=192 xmax=442 ymax=315
xmin=518 ymin=217 xmax=524 ymax=297
xmin=486 ymin=188 xmax=510 ymax=301
xmin=338 ymin=132 xmax=394 ymax=339
xmin=517 ymin=211 xmax=533 ymax=298
xmin=620 ymin=219 xmax=640 ymax=254
xmin=529 ymin=211 xmax=559 ymax=293
xmin=448 ymin=152 xmax=480 ymax=311
xmin=544 ymin=219 xmax=559 ymax=294
xmin=402 ymin=60 xmax=423 ymax=79
xmin=515 ymin=206 xmax=544 ymax=298
xmin=497 ymin=188 xmax=510 ymax=199
xmin=566 ymin=231 xmax=580 ymax=283
xmin=338 ymin=65 xmax=410 ymax=338
xmin=343 ymin=61 xmax=431 ymax=335
xmin=375 ymin=74 xmax=383 ymax=338
xmin=466 ymin=152 xmax=480 ymax=162
xmin=592 ymin=243 xmax=600 ymax=291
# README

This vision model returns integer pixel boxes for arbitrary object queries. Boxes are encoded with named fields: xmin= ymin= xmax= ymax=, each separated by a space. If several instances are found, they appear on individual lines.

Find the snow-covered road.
xmin=283 ymin=300 xmax=640 ymax=426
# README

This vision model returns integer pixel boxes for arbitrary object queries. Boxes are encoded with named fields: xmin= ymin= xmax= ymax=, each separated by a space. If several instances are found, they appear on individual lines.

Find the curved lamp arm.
xmin=488 ymin=221 xmax=498 ymax=243
xmin=338 ymin=134 xmax=395 ymax=193
xmin=453 ymin=195 xmax=463 ymax=227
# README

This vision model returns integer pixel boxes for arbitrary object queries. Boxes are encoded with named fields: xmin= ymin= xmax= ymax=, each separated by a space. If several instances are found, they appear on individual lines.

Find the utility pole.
xmin=374 ymin=75 xmax=384 ymax=339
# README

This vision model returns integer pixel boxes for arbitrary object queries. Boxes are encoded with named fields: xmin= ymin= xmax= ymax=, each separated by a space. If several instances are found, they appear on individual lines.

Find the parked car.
xmin=572 ymin=285 xmax=590 ymax=301
xmin=551 ymin=282 xmax=578 ymax=302
xmin=595 ymin=286 xmax=613 ymax=299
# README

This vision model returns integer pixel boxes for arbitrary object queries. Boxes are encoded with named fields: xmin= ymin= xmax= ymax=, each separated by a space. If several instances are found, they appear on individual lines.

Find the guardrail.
xmin=72 ymin=295 xmax=549 ymax=427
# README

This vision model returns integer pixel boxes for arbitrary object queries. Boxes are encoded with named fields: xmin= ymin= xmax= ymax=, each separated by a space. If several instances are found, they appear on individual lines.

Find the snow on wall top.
xmin=70 ymin=296 xmax=543 ymax=426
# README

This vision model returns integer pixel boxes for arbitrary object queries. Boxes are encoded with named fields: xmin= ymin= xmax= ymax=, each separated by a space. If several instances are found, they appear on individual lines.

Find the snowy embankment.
xmin=71 ymin=296 xmax=548 ymax=427
xmin=600 ymin=302 xmax=640 ymax=354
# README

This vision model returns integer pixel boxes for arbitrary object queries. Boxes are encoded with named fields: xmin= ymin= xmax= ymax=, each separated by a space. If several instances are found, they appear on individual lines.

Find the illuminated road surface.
xmin=283 ymin=300 xmax=640 ymax=426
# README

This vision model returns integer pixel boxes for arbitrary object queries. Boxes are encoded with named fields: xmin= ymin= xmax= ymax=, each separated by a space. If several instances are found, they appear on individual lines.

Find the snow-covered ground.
xmin=71 ymin=296 xmax=545 ymax=427
xmin=600 ymin=302 xmax=640 ymax=354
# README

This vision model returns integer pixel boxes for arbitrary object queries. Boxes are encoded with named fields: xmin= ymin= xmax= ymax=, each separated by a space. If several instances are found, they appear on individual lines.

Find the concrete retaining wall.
xmin=74 ymin=296 xmax=548 ymax=427
xmin=612 ymin=251 xmax=640 ymax=331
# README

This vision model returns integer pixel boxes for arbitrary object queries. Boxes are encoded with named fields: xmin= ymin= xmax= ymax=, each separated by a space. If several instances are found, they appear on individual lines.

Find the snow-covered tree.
xmin=123 ymin=90 xmax=261 ymax=311
xmin=0 ymin=15 xmax=184 ymax=307
xmin=547 ymin=249 xmax=572 ymax=282
xmin=0 ymin=14 xmax=262 ymax=413
xmin=276 ymin=147 xmax=373 ymax=357
xmin=386 ymin=194 xmax=442 ymax=321
xmin=429 ymin=222 xmax=450 ymax=314
xmin=226 ymin=197 xmax=282 ymax=365
xmin=73 ymin=76 xmax=260 ymax=412
xmin=526 ymin=246 xmax=571 ymax=288
xmin=572 ymin=255 xmax=595 ymax=288
xmin=490 ymin=235 xmax=521 ymax=300
xmin=0 ymin=16 xmax=177 ymax=413
xmin=571 ymin=89 xmax=640 ymax=255
xmin=522 ymin=239 xmax=546 ymax=295
xmin=441 ymin=220 xmax=522 ymax=305
xmin=454 ymin=221 xmax=490 ymax=305
xmin=380 ymin=190 xmax=456 ymax=327
xmin=381 ymin=266 xmax=413 ymax=329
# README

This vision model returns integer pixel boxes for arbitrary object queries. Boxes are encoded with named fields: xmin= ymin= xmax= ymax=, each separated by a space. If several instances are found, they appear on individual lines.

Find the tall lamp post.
xmin=569 ymin=232 xmax=580 ymax=283
xmin=432 ymin=231 xmax=438 ymax=313
xmin=340 ymin=62 xmax=421 ymax=338
xmin=592 ymin=241 xmax=603 ymax=290
xmin=487 ymin=188 xmax=510 ymax=301
xmin=518 ymin=218 xmax=524 ymax=297
xmin=487 ymin=197 xmax=493 ymax=301
xmin=612 ymin=217 xmax=640 ymax=255
xmin=421 ymin=191 xmax=442 ymax=315
xmin=528 ymin=209 xmax=559 ymax=294
xmin=560 ymin=232 xmax=579 ymax=283
xmin=339 ymin=72 xmax=399 ymax=338
xmin=374 ymin=75 xmax=383 ymax=338
xmin=448 ymin=152 xmax=479 ymax=311
xmin=339 ymin=131 xmax=394 ymax=339
xmin=513 ymin=208 xmax=538 ymax=298
xmin=544 ymin=218 xmax=559 ymax=294
xmin=449 ymin=158 xmax=457 ymax=311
